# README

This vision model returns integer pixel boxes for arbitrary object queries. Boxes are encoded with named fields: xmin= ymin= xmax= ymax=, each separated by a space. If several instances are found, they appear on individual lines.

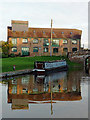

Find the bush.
xmin=9 ymin=53 xmax=15 ymax=57
xmin=2 ymin=53 xmax=8 ymax=58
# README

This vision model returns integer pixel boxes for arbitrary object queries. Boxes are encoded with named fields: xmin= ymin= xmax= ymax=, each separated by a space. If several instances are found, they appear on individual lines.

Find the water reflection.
xmin=4 ymin=71 xmax=82 ymax=111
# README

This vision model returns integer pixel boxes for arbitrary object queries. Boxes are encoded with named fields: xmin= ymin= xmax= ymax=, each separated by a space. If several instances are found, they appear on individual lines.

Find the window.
xmin=22 ymin=38 xmax=28 ymax=43
xmin=72 ymin=48 xmax=77 ymax=52
xmin=33 ymin=39 xmax=38 ymax=44
xmin=61 ymin=32 xmax=64 ymax=34
xmin=22 ymin=88 xmax=28 ymax=93
xmin=22 ymin=47 xmax=29 ymax=51
xmin=12 ymin=38 xmax=17 ymax=44
xmin=63 ymin=48 xmax=68 ymax=52
xmin=12 ymin=86 xmax=17 ymax=94
xmin=33 ymin=47 xmax=38 ymax=52
xmin=53 ymin=48 xmax=58 ymax=53
xmin=33 ymin=30 xmax=35 ymax=33
xmin=12 ymin=79 xmax=17 ymax=84
xmin=22 ymin=76 xmax=29 ymax=85
xmin=12 ymin=47 xmax=17 ymax=52
xmin=63 ymin=40 xmax=68 ymax=44
xmin=22 ymin=47 xmax=29 ymax=56
xmin=44 ymin=48 xmax=48 ymax=52
xmin=72 ymin=40 xmax=77 ymax=44
xmin=52 ymin=39 xmax=59 ymax=46
xmin=43 ymin=39 xmax=49 ymax=46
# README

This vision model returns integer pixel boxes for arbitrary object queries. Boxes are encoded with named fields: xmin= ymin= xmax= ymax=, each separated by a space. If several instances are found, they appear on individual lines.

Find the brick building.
xmin=8 ymin=20 xmax=82 ymax=56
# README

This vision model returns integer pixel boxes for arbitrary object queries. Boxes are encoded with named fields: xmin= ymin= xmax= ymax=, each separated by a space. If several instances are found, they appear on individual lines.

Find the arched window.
xmin=12 ymin=47 xmax=17 ymax=52
xmin=63 ymin=48 xmax=68 ymax=52
xmin=72 ymin=48 xmax=77 ymax=52
xmin=53 ymin=48 xmax=58 ymax=53
xmin=33 ymin=39 xmax=38 ymax=44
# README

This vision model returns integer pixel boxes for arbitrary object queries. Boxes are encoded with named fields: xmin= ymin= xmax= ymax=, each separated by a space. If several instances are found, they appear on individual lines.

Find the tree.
xmin=0 ymin=41 xmax=12 ymax=55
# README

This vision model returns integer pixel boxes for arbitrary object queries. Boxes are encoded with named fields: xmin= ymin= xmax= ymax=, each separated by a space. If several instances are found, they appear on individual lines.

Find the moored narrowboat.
xmin=33 ymin=60 xmax=68 ymax=75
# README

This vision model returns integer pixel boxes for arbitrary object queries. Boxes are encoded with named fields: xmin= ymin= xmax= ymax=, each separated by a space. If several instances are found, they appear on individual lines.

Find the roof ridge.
xmin=28 ymin=27 xmax=82 ymax=31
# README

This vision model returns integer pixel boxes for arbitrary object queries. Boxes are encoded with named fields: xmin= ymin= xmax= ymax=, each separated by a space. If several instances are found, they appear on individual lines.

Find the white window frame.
xmin=33 ymin=39 xmax=38 ymax=44
xmin=12 ymin=38 xmax=17 ymax=44
xmin=22 ymin=38 xmax=28 ymax=43
xmin=72 ymin=40 xmax=77 ymax=44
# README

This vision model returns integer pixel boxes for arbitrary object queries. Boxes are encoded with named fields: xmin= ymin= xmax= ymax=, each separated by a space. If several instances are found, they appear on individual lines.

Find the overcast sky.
xmin=0 ymin=0 xmax=88 ymax=48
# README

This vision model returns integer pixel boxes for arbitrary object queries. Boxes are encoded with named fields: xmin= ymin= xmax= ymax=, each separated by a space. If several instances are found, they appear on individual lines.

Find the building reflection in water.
xmin=7 ymin=71 xmax=82 ymax=111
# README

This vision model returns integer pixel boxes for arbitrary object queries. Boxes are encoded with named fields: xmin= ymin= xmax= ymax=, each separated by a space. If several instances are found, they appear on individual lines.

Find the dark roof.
xmin=8 ymin=27 xmax=82 ymax=39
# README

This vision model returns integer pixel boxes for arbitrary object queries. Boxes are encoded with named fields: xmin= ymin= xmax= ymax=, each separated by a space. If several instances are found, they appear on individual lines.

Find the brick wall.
xmin=8 ymin=37 xmax=80 ymax=56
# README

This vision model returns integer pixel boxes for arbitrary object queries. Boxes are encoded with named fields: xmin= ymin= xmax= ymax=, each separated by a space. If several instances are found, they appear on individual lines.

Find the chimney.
xmin=11 ymin=20 xmax=28 ymax=32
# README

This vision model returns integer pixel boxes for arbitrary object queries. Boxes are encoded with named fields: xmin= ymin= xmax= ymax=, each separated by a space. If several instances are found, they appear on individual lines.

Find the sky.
xmin=0 ymin=0 xmax=89 ymax=48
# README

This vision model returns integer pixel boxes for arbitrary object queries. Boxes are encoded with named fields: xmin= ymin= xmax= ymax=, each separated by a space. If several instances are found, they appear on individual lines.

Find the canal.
xmin=0 ymin=69 xmax=89 ymax=118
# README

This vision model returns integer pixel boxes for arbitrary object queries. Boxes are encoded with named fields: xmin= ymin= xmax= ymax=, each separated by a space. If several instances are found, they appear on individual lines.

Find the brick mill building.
xmin=7 ymin=20 xmax=82 ymax=56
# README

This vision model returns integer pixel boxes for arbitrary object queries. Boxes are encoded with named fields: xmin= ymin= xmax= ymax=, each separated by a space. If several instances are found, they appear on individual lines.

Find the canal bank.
xmin=0 ymin=65 xmax=83 ymax=79
xmin=2 ymin=56 xmax=83 ymax=73
xmin=0 ymin=69 xmax=32 ymax=78
xmin=1 ymin=56 xmax=84 ymax=78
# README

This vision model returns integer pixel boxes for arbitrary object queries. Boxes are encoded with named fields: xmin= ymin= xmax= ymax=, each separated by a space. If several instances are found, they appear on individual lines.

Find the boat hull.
xmin=33 ymin=65 xmax=68 ymax=75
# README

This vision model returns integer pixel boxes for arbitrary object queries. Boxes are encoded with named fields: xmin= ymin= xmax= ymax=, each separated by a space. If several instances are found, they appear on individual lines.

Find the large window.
xmin=12 ymin=38 xmax=17 ymax=44
xmin=22 ymin=38 xmax=28 ymax=43
xmin=53 ymin=48 xmax=58 ymax=53
xmin=63 ymin=40 xmax=68 ymax=44
xmin=22 ymin=47 xmax=29 ymax=56
xmin=44 ymin=48 xmax=48 ymax=52
xmin=43 ymin=39 xmax=49 ymax=46
xmin=33 ymin=47 xmax=38 ymax=52
xmin=12 ymin=47 xmax=17 ymax=52
xmin=33 ymin=39 xmax=38 ymax=44
xmin=52 ymin=39 xmax=59 ymax=46
xmin=72 ymin=40 xmax=77 ymax=44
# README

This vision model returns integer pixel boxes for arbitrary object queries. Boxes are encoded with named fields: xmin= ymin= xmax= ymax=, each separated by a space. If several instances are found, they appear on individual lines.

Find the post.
xmin=51 ymin=91 xmax=53 ymax=115
xmin=50 ymin=19 xmax=53 ymax=56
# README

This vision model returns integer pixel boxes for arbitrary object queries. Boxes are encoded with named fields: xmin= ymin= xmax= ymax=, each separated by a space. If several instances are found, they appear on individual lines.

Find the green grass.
xmin=1 ymin=56 xmax=83 ymax=73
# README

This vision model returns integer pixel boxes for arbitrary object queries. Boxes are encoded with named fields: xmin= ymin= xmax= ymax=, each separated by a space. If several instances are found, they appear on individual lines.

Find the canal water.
xmin=0 ymin=70 xmax=89 ymax=118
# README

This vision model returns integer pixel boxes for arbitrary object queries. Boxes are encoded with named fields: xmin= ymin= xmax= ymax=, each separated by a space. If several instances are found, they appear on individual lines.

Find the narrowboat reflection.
xmin=7 ymin=71 xmax=82 ymax=111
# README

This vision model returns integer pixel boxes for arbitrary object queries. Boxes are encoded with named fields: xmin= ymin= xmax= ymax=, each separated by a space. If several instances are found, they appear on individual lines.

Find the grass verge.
xmin=2 ymin=56 xmax=83 ymax=73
